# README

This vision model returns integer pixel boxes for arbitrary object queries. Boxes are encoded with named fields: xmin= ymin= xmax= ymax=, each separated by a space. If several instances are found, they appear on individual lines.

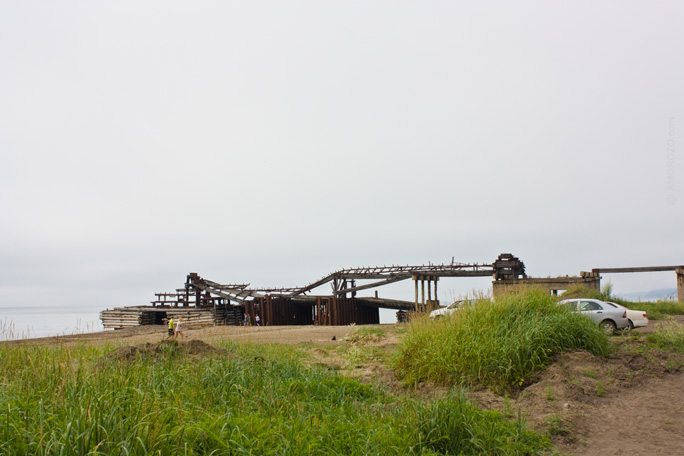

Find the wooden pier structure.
xmin=100 ymin=254 xmax=684 ymax=329
xmin=593 ymin=266 xmax=684 ymax=302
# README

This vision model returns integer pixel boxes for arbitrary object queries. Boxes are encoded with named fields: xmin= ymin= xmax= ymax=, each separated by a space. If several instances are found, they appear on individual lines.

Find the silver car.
xmin=606 ymin=302 xmax=649 ymax=330
xmin=429 ymin=300 xmax=463 ymax=319
xmin=558 ymin=298 xmax=630 ymax=334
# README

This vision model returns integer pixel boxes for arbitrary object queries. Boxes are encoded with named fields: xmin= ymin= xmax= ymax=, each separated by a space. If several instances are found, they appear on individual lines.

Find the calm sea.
xmin=0 ymin=305 xmax=105 ymax=341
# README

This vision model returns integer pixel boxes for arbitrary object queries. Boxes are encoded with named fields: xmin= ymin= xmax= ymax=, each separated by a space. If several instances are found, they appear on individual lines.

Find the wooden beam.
xmin=334 ymin=275 xmax=410 ymax=296
xmin=593 ymin=266 xmax=684 ymax=274
xmin=414 ymin=277 xmax=419 ymax=311
xmin=290 ymin=274 xmax=337 ymax=296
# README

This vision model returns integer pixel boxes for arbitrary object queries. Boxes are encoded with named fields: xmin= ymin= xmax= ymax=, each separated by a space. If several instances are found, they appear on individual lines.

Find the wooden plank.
xmin=593 ymin=266 xmax=684 ymax=274
xmin=334 ymin=275 xmax=410 ymax=296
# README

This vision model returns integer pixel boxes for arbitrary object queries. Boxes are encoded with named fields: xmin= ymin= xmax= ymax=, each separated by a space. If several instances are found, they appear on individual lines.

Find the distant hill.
xmin=618 ymin=288 xmax=678 ymax=301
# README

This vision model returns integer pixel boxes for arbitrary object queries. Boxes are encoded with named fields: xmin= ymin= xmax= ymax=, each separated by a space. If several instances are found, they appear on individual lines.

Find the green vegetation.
xmin=0 ymin=340 xmax=552 ymax=455
xmin=544 ymin=415 xmax=569 ymax=437
xmin=558 ymin=285 xmax=611 ymax=301
xmin=393 ymin=289 xmax=613 ymax=391
xmin=628 ymin=301 xmax=684 ymax=320
xmin=647 ymin=318 xmax=684 ymax=353
xmin=343 ymin=325 xmax=386 ymax=344
xmin=595 ymin=380 xmax=606 ymax=397
xmin=544 ymin=385 xmax=556 ymax=402
xmin=5 ymin=285 xmax=680 ymax=455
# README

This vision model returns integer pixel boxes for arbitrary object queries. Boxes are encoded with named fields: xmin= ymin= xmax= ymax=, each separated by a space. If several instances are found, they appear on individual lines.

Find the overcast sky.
xmin=1 ymin=1 xmax=683 ymax=317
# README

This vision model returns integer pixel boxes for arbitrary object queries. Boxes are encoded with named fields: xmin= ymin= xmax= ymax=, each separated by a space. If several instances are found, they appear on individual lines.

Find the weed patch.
xmin=0 ymin=340 xmax=552 ymax=455
xmin=393 ymin=288 xmax=613 ymax=391
xmin=647 ymin=318 xmax=684 ymax=353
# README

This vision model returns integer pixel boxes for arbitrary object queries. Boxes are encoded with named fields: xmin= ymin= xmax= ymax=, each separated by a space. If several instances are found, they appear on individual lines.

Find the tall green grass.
xmin=393 ymin=289 xmax=613 ymax=391
xmin=0 ymin=340 xmax=551 ymax=455
xmin=559 ymin=285 xmax=613 ymax=302
xmin=626 ymin=301 xmax=684 ymax=320
xmin=647 ymin=318 xmax=684 ymax=353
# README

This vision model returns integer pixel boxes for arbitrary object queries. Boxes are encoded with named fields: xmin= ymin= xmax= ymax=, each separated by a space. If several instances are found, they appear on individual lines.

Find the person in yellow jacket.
xmin=167 ymin=317 xmax=175 ymax=340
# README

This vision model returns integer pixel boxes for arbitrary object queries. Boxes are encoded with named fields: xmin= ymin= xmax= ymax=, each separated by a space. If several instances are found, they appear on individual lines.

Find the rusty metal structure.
xmin=139 ymin=253 xmax=527 ymax=327
xmin=101 ymin=254 xmax=683 ymax=329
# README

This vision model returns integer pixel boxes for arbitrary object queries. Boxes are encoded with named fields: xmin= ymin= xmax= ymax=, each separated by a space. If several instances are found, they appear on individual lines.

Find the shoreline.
xmin=0 ymin=323 xmax=361 ymax=347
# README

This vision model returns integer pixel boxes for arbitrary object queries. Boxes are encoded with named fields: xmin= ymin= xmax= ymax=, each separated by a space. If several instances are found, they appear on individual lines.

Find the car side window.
xmin=580 ymin=301 xmax=600 ymax=311
xmin=562 ymin=301 xmax=578 ymax=311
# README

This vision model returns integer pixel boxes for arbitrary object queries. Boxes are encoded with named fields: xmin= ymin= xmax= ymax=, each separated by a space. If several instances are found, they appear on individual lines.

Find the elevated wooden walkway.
xmin=100 ymin=254 xmax=683 ymax=329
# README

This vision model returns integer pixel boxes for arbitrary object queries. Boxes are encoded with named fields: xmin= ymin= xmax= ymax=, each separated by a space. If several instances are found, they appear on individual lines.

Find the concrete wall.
xmin=492 ymin=276 xmax=601 ymax=298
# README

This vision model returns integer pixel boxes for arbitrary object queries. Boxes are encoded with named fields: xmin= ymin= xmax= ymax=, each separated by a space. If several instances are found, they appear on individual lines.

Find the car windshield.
xmin=447 ymin=300 xmax=464 ymax=309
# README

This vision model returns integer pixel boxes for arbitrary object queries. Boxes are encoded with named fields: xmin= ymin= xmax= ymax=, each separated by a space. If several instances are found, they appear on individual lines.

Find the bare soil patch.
xmin=103 ymin=339 xmax=227 ymax=363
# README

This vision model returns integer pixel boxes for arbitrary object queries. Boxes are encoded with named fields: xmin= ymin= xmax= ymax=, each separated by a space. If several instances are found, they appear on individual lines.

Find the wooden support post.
xmin=414 ymin=277 xmax=419 ymax=312
xmin=185 ymin=276 xmax=191 ymax=309
xmin=314 ymin=296 xmax=321 ymax=325
xmin=421 ymin=278 xmax=425 ymax=309
xmin=677 ymin=268 xmax=684 ymax=303
xmin=428 ymin=277 xmax=432 ymax=301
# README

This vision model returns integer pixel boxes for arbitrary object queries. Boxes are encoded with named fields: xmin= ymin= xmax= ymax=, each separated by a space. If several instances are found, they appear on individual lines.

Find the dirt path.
xmin=573 ymin=373 xmax=684 ymax=456
xmin=604 ymin=315 xmax=684 ymax=456
xmin=2 ymin=324 xmax=356 ymax=347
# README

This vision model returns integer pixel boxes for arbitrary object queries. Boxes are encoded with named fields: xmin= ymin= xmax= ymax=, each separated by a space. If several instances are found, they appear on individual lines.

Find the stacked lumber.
xmin=164 ymin=308 xmax=213 ymax=326
xmin=225 ymin=306 xmax=244 ymax=326
xmin=100 ymin=306 xmax=215 ymax=329
xmin=396 ymin=310 xmax=409 ymax=323
xmin=212 ymin=304 xmax=243 ymax=326
xmin=213 ymin=305 xmax=227 ymax=325
xmin=100 ymin=307 xmax=148 ymax=329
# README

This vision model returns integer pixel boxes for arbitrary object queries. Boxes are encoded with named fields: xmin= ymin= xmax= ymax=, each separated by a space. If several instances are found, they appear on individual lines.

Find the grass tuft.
xmin=647 ymin=318 xmax=684 ymax=353
xmin=392 ymin=288 xmax=613 ymax=391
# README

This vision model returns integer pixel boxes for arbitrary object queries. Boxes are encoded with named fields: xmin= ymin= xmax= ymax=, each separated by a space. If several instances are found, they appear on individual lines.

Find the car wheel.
xmin=625 ymin=320 xmax=634 ymax=331
xmin=599 ymin=320 xmax=616 ymax=335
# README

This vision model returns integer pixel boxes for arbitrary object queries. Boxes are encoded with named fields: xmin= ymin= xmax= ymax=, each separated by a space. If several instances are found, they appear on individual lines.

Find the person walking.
xmin=255 ymin=315 xmax=261 ymax=326
xmin=174 ymin=317 xmax=185 ymax=341
xmin=167 ymin=317 xmax=175 ymax=340
xmin=243 ymin=313 xmax=250 ymax=326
